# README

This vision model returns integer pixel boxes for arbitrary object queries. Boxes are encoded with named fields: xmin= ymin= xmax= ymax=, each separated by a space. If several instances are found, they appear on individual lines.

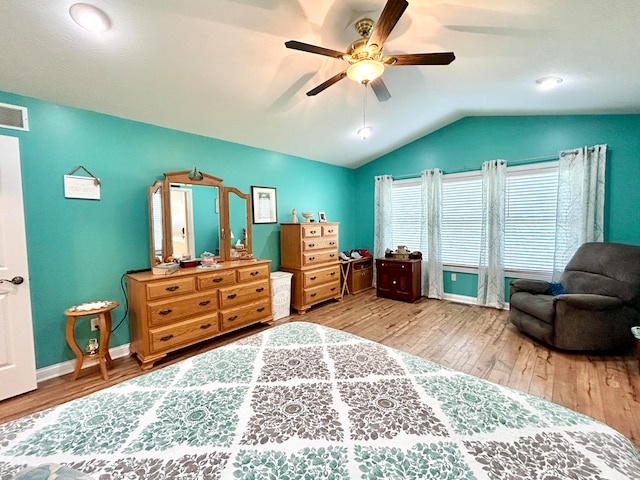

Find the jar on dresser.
xmin=127 ymin=260 xmax=272 ymax=370
xmin=279 ymin=222 xmax=341 ymax=314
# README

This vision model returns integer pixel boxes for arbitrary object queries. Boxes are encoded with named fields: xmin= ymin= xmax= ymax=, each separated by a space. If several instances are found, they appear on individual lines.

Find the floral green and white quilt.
xmin=1 ymin=322 xmax=639 ymax=479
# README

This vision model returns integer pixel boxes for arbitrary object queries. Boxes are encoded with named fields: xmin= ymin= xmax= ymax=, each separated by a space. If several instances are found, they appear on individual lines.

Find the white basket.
xmin=270 ymin=272 xmax=293 ymax=320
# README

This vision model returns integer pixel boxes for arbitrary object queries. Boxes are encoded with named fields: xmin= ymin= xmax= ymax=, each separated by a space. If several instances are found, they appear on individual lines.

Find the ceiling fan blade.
xmin=306 ymin=71 xmax=347 ymax=96
xmin=367 ymin=0 xmax=408 ymax=50
xmin=285 ymin=40 xmax=346 ymax=59
xmin=385 ymin=52 xmax=455 ymax=66
xmin=370 ymin=77 xmax=391 ymax=102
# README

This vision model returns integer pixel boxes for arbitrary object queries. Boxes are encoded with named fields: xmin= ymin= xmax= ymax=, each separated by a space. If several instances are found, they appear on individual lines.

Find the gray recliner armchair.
xmin=509 ymin=242 xmax=640 ymax=352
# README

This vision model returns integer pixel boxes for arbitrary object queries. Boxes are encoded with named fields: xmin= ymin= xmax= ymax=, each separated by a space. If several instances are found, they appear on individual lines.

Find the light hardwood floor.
xmin=2 ymin=289 xmax=639 ymax=448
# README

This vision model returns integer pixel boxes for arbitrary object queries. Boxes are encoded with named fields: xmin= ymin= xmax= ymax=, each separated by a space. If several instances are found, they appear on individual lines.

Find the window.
xmin=442 ymin=173 xmax=482 ymax=268
xmin=390 ymin=161 xmax=559 ymax=277
xmin=504 ymin=163 xmax=559 ymax=276
xmin=390 ymin=179 xmax=421 ymax=253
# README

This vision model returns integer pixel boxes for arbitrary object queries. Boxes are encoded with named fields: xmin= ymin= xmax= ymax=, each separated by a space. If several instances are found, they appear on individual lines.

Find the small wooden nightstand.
xmin=340 ymin=257 xmax=373 ymax=296
xmin=64 ymin=301 xmax=119 ymax=381
xmin=376 ymin=258 xmax=422 ymax=302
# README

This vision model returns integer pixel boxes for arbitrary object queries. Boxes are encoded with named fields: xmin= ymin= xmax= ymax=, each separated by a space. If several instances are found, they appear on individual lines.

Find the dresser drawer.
xmin=303 ymin=237 xmax=338 ymax=252
xmin=147 ymin=277 xmax=196 ymax=300
xmin=237 ymin=263 xmax=270 ymax=283
xmin=322 ymin=224 xmax=338 ymax=236
xmin=376 ymin=260 xmax=417 ymax=272
xmin=303 ymin=264 xmax=340 ymax=287
xmin=148 ymin=291 xmax=218 ymax=327
xmin=303 ymin=281 xmax=340 ymax=304
xmin=150 ymin=313 xmax=220 ymax=353
xmin=197 ymin=270 xmax=236 ymax=290
xmin=219 ymin=279 xmax=270 ymax=309
xmin=220 ymin=299 xmax=271 ymax=330
xmin=301 ymin=224 xmax=322 ymax=238
xmin=302 ymin=250 xmax=338 ymax=266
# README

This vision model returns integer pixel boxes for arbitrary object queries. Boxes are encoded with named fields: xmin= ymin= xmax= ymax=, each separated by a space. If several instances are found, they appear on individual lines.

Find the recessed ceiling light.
xmin=69 ymin=3 xmax=111 ymax=32
xmin=536 ymin=76 xmax=563 ymax=90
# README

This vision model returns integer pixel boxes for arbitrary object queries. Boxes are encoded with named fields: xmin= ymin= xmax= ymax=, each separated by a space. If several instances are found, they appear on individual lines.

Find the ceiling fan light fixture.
xmin=69 ymin=3 xmax=111 ymax=32
xmin=347 ymin=60 xmax=385 ymax=84
xmin=536 ymin=76 xmax=563 ymax=90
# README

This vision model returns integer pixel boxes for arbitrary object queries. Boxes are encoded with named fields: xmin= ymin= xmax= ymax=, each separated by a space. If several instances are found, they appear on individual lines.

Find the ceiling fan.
xmin=285 ymin=0 xmax=455 ymax=102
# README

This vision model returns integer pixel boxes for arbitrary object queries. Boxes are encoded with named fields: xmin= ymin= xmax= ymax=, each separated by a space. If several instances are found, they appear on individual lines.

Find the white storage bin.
xmin=270 ymin=271 xmax=293 ymax=320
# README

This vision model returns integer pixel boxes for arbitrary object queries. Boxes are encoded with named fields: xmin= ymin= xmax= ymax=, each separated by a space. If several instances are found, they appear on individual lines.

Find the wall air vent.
xmin=0 ymin=102 xmax=29 ymax=131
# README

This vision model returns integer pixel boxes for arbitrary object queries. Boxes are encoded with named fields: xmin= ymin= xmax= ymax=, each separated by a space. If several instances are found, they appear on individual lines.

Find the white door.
xmin=0 ymin=134 xmax=36 ymax=400
xmin=170 ymin=187 xmax=194 ymax=258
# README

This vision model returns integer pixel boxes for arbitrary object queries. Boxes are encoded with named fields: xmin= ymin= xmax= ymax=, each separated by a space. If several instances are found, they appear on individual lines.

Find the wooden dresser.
xmin=280 ymin=222 xmax=341 ymax=314
xmin=376 ymin=258 xmax=422 ymax=303
xmin=127 ymin=260 xmax=272 ymax=369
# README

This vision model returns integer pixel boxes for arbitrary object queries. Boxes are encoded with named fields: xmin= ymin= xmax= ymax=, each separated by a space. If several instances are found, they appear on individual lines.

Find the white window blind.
xmin=442 ymin=174 xmax=482 ymax=268
xmin=504 ymin=164 xmax=559 ymax=276
xmin=390 ymin=180 xmax=422 ymax=253
xmin=390 ymin=162 xmax=560 ymax=276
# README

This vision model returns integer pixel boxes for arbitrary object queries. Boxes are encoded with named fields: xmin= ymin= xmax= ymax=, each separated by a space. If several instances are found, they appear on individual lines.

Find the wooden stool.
xmin=64 ymin=301 xmax=119 ymax=381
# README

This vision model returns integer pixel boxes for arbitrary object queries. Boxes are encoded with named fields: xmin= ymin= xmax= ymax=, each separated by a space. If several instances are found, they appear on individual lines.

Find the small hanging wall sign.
xmin=64 ymin=165 xmax=101 ymax=200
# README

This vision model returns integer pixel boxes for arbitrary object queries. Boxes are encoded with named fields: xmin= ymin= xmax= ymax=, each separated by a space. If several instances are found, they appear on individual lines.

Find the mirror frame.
xmin=149 ymin=168 xmax=254 ymax=264
xmin=222 ymin=186 xmax=253 ymax=259
xmin=148 ymin=181 xmax=164 ymax=267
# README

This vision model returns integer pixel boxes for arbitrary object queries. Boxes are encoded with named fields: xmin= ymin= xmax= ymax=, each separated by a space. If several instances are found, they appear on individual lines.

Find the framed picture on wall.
xmin=251 ymin=186 xmax=277 ymax=224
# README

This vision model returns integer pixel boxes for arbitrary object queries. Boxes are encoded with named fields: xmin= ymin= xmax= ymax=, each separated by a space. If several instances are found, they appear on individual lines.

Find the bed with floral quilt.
xmin=1 ymin=322 xmax=639 ymax=479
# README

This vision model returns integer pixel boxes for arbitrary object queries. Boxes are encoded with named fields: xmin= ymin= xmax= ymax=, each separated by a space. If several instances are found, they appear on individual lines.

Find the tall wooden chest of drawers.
xmin=280 ymin=222 xmax=341 ymax=314
xmin=127 ymin=260 xmax=272 ymax=369
xmin=376 ymin=258 xmax=422 ymax=303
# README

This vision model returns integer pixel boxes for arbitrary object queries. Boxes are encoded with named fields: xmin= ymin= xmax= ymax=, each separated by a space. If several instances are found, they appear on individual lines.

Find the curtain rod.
xmin=392 ymin=152 xmax=564 ymax=180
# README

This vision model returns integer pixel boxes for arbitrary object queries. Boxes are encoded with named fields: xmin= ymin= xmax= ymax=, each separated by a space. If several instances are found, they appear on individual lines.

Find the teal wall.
xmin=354 ymin=115 xmax=640 ymax=298
xmin=0 ymin=91 xmax=356 ymax=369
xmin=4 ymin=87 xmax=640 ymax=370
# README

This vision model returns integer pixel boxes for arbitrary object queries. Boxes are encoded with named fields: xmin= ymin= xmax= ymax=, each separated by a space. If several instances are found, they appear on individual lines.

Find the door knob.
xmin=0 ymin=276 xmax=24 ymax=285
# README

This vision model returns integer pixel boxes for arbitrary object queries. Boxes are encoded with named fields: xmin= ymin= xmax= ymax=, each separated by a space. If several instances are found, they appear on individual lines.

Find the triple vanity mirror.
xmin=148 ymin=168 xmax=252 ymax=266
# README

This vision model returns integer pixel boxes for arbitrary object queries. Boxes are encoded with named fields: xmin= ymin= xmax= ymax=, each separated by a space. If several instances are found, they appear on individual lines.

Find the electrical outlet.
xmin=451 ymin=273 xmax=457 ymax=281
xmin=90 ymin=317 xmax=100 ymax=331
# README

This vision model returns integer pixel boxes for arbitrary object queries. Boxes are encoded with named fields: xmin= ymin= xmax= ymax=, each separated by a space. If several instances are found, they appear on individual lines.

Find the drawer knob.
xmin=309 ymin=256 xmax=315 ymax=261
xmin=257 ymin=307 xmax=265 ymax=312
xmin=212 ymin=277 xmax=223 ymax=283
xmin=310 ymin=230 xmax=317 ymax=234
xmin=256 ymin=287 xmax=264 ymax=292
xmin=159 ymin=309 xmax=172 ymax=316
xmin=160 ymin=334 xmax=174 ymax=341
xmin=228 ymin=315 xmax=238 ymax=321
xmin=329 ymin=241 xmax=335 ymax=246
xmin=250 ymin=271 xmax=259 ymax=276
xmin=200 ymin=323 xmax=212 ymax=329
xmin=331 ymin=287 xmax=336 ymax=291
xmin=310 ymin=276 xmax=317 ymax=280
xmin=329 ymin=253 xmax=335 ymax=257
xmin=310 ymin=293 xmax=317 ymax=297
xmin=330 ymin=272 xmax=336 ymax=276
xmin=309 ymin=243 xmax=315 ymax=248
xmin=227 ymin=293 xmax=237 ymax=299
xmin=199 ymin=300 xmax=211 ymax=306
xmin=165 ymin=286 xmax=179 ymax=292
xmin=328 ymin=229 xmax=334 ymax=233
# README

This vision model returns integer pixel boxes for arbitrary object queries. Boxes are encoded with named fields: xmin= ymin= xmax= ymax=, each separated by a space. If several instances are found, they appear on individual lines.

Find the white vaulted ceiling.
xmin=1 ymin=1 xmax=639 ymax=168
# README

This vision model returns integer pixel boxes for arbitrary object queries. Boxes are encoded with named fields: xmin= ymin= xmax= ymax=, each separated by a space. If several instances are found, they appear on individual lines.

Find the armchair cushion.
xmin=510 ymin=293 xmax=555 ymax=324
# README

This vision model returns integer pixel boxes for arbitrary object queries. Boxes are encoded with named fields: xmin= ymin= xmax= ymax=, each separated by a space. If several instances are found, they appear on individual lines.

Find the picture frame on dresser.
xmin=251 ymin=186 xmax=277 ymax=224
xmin=318 ymin=211 xmax=326 ymax=222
